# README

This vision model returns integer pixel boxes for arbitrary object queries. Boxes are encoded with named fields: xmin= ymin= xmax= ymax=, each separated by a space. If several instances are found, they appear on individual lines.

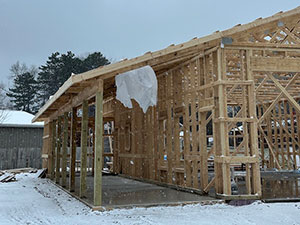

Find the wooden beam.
xmin=49 ymin=82 xmax=99 ymax=120
xmin=214 ymin=156 xmax=259 ymax=164
xmin=203 ymin=177 xmax=215 ymax=193
xmin=61 ymin=112 xmax=68 ymax=188
xmin=267 ymin=73 xmax=300 ymax=114
xmin=69 ymin=107 xmax=77 ymax=192
xmin=80 ymin=100 xmax=88 ymax=198
xmin=258 ymin=73 xmax=298 ymax=123
xmin=94 ymin=79 xmax=104 ymax=206
xmin=251 ymin=57 xmax=300 ymax=72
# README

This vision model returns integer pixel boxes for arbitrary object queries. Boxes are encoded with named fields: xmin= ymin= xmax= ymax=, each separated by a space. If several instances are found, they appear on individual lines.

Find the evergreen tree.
xmin=81 ymin=52 xmax=110 ymax=71
xmin=37 ymin=51 xmax=110 ymax=105
xmin=37 ymin=52 xmax=63 ymax=104
xmin=6 ymin=72 xmax=37 ymax=114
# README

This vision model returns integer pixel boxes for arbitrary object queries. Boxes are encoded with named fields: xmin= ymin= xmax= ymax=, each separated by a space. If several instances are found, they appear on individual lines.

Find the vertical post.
xmin=246 ymin=49 xmax=261 ymax=196
xmin=55 ymin=116 xmax=62 ymax=184
xmin=213 ymin=48 xmax=231 ymax=195
xmin=80 ymin=100 xmax=88 ymax=198
xmin=94 ymin=79 xmax=103 ymax=206
xmin=47 ymin=121 xmax=53 ymax=177
xmin=200 ymin=112 xmax=208 ymax=190
xmin=42 ymin=121 xmax=50 ymax=169
xmin=69 ymin=107 xmax=77 ymax=192
xmin=61 ymin=112 xmax=68 ymax=187
xmin=51 ymin=120 xmax=57 ymax=180
xmin=218 ymin=48 xmax=230 ymax=195
xmin=166 ymin=73 xmax=173 ymax=184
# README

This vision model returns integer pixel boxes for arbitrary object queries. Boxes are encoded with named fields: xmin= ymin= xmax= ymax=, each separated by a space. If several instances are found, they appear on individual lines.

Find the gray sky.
xmin=0 ymin=0 xmax=299 ymax=86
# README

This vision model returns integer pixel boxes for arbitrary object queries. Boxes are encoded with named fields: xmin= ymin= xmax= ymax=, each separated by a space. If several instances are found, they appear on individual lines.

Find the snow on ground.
xmin=1 ymin=172 xmax=300 ymax=225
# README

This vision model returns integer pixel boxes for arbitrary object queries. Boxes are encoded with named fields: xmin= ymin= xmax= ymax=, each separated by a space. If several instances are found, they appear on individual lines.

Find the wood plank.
xmin=214 ymin=156 xmax=259 ymax=164
xmin=251 ymin=57 xmax=300 ymax=72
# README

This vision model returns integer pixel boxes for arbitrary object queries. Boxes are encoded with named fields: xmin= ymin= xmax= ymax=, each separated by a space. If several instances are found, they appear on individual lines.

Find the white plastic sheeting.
xmin=115 ymin=65 xmax=157 ymax=113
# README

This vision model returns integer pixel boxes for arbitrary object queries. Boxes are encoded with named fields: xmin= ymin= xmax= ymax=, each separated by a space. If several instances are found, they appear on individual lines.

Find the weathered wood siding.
xmin=0 ymin=126 xmax=43 ymax=170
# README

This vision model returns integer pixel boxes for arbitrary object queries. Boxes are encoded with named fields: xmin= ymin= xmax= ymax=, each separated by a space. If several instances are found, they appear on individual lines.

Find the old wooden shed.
xmin=1 ymin=110 xmax=44 ymax=170
xmin=33 ymin=7 xmax=300 ymax=207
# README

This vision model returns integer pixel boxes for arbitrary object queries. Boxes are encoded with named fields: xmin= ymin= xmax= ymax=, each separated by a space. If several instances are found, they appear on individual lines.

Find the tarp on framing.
xmin=115 ymin=65 xmax=157 ymax=113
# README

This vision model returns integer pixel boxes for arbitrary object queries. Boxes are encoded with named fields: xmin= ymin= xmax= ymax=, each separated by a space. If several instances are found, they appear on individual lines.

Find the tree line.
xmin=5 ymin=51 xmax=110 ymax=114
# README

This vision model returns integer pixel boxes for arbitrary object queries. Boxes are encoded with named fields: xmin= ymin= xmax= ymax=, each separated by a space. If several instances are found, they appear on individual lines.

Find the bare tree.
xmin=0 ymin=82 xmax=9 ymax=123
xmin=8 ymin=62 xmax=38 ymax=86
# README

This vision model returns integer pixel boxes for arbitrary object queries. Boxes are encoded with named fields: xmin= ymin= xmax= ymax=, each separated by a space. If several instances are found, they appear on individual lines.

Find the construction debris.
xmin=3 ymin=167 xmax=35 ymax=174
xmin=37 ymin=168 xmax=47 ymax=178
xmin=0 ymin=174 xmax=16 ymax=183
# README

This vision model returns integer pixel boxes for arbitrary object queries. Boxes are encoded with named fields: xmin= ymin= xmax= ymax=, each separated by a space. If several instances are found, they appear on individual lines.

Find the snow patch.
xmin=0 ymin=110 xmax=43 ymax=126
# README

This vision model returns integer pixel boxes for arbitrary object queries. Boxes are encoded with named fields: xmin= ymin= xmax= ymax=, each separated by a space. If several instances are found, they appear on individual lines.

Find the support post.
xmin=47 ymin=121 xmax=53 ymax=177
xmin=94 ymin=79 xmax=104 ymax=206
xmin=55 ymin=116 xmax=62 ymax=184
xmin=213 ymin=48 xmax=231 ymax=195
xmin=61 ymin=112 xmax=68 ymax=187
xmin=50 ymin=120 xmax=56 ymax=180
xmin=80 ymin=100 xmax=88 ymax=198
xmin=200 ymin=112 xmax=208 ymax=190
xmin=69 ymin=107 xmax=77 ymax=192
xmin=246 ymin=49 xmax=262 ymax=196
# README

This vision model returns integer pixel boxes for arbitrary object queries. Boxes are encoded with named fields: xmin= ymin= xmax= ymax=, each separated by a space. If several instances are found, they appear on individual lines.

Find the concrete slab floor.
xmin=65 ymin=174 xmax=216 ymax=207
xmin=229 ymin=171 xmax=300 ymax=200
xmin=59 ymin=171 xmax=300 ymax=207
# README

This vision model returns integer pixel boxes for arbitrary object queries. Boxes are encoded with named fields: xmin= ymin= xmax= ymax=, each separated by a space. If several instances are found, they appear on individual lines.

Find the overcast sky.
xmin=0 ymin=0 xmax=299 ymax=86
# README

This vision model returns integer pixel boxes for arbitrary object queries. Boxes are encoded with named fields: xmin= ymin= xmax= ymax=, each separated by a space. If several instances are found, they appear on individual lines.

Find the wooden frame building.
xmin=33 ymin=7 xmax=300 ymax=206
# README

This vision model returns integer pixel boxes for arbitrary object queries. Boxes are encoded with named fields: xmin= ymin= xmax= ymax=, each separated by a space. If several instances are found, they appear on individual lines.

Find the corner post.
xmin=213 ymin=47 xmax=231 ymax=195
